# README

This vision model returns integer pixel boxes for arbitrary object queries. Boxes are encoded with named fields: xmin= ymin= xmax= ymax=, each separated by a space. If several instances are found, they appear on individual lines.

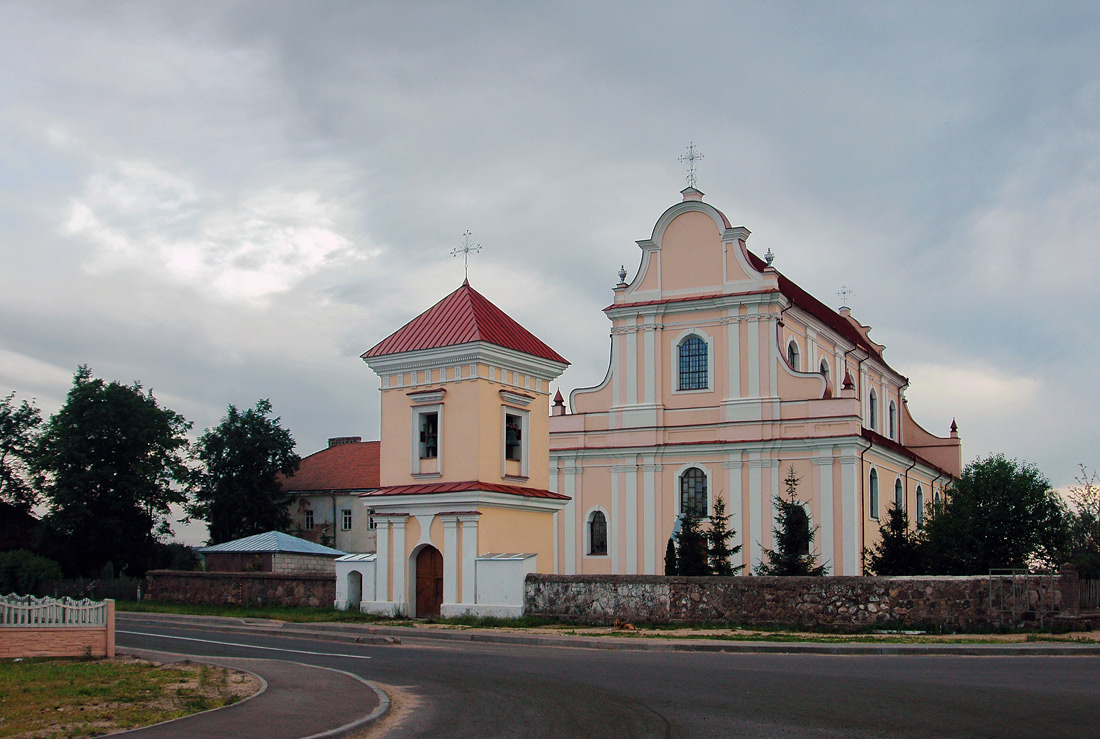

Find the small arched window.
xmin=680 ymin=467 xmax=708 ymax=518
xmin=934 ymin=489 xmax=942 ymax=507
xmin=869 ymin=388 xmax=878 ymax=430
xmin=869 ymin=468 xmax=879 ymax=520
xmin=888 ymin=401 xmax=897 ymax=440
xmin=588 ymin=511 xmax=608 ymax=555
xmin=787 ymin=341 xmax=801 ymax=371
xmin=916 ymin=485 xmax=925 ymax=526
xmin=678 ymin=336 xmax=708 ymax=390
xmin=894 ymin=478 xmax=904 ymax=509
xmin=819 ymin=358 xmax=830 ymax=381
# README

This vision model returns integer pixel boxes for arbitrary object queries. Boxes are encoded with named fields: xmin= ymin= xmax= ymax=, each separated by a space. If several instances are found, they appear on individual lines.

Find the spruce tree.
xmin=706 ymin=495 xmax=743 ymax=575
xmin=755 ymin=466 xmax=828 ymax=576
xmin=664 ymin=537 xmax=678 ymax=575
xmin=675 ymin=508 xmax=710 ymax=575
xmin=866 ymin=501 xmax=923 ymax=575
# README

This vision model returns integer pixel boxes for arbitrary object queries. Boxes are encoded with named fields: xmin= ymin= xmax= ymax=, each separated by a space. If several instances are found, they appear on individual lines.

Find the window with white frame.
xmin=894 ymin=478 xmax=903 ymax=509
xmin=304 ymin=509 xmax=314 ymax=530
xmin=888 ymin=401 xmax=897 ymax=440
xmin=869 ymin=469 xmax=879 ymax=520
xmin=679 ymin=467 xmax=708 ymax=518
xmin=916 ymin=486 xmax=925 ymax=526
xmin=418 ymin=411 xmax=439 ymax=459
xmin=588 ymin=510 xmax=608 ymax=556
xmin=368 ymin=508 xmax=377 ymax=530
xmin=678 ymin=336 xmax=708 ymax=390
xmin=787 ymin=340 xmax=801 ymax=371
xmin=500 ymin=406 xmax=530 ymax=478
xmin=341 ymin=508 xmax=352 ymax=531
xmin=504 ymin=412 xmax=523 ymax=461
xmin=869 ymin=388 xmax=878 ymax=430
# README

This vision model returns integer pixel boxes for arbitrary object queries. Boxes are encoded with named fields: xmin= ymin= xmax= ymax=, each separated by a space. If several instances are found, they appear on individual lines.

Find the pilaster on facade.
xmin=641 ymin=461 xmax=661 ymax=574
xmin=722 ymin=458 xmax=744 ymax=568
xmin=457 ymin=513 xmax=480 ymax=604
xmin=441 ymin=517 xmax=459 ymax=603
xmin=611 ymin=463 xmax=639 ymax=574
xmin=812 ymin=454 xmax=836 ymax=575
xmin=561 ymin=462 xmax=580 ymax=574
xmin=747 ymin=456 xmax=768 ymax=570
xmin=839 ymin=452 xmax=861 ymax=575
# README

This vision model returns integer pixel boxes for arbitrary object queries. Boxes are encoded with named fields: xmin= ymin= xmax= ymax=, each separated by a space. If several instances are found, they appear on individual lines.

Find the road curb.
xmin=117 ymin=612 xmax=1100 ymax=656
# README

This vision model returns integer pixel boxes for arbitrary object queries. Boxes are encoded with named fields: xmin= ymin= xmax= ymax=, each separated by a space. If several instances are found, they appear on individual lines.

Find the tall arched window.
xmin=869 ymin=389 xmax=878 ymax=430
xmin=680 ymin=467 xmax=708 ymax=518
xmin=819 ymin=358 xmax=830 ymax=381
xmin=894 ymin=478 xmax=903 ymax=509
xmin=888 ymin=401 xmax=897 ymax=440
xmin=678 ymin=336 xmax=708 ymax=390
xmin=916 ymin=485 xmax=925 ymax=526
xmin=869 ymin=468 xmax=879 ymax=520
xmin=588 ymin=511 xmax=608 ymax=555
xmin=787 ymin=341 xmax=801 ymax=371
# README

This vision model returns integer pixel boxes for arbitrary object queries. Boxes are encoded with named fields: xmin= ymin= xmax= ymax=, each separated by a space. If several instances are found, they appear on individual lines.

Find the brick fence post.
xmin=105 ymin=599 xmax=116 ymax=658
xmin=1059 ymin=564 xmax=1080 ymax=615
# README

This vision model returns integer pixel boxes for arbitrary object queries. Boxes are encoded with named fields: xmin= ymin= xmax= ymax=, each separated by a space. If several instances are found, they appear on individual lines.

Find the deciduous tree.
xmin=33 ymin=366 xmax=190 ymax=576
xmin=189 ymin=400 xmax=300 ymax=544
xmin=0 ymin=392 xmax=42 ymax=512
xmin=921 ymin=454 xmax=1067 ymax=574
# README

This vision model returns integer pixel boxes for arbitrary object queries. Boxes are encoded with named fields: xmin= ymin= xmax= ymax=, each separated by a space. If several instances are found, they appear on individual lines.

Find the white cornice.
xmin=362 ymin=489 xmax=569 ymax=514
xmin=363 ymin=341 xmax=568 ymax=382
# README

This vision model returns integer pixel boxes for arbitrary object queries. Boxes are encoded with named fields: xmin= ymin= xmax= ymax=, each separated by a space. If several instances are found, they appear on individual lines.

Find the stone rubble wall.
xmin=526 ymin=569 xmax=1077 ymax=630
xmin=145 ymin=570 xmax=335 ymax=608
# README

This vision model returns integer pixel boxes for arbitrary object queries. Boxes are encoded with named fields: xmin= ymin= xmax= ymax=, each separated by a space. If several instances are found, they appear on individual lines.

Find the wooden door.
xmin=415 ymin=546 xmax=444 ymax=617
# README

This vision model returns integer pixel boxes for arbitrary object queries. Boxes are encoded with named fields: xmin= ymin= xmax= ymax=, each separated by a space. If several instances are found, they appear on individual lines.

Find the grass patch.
xmin=0 ymin=657 xmax=255 ymax=738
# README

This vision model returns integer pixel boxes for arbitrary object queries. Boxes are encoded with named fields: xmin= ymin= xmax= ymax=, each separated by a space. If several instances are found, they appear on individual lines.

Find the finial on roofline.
xmin=451 ymin=230 xmax=482 ymax=282
xmin=678 ymin=141 xmax=704 ymax=189
xmin=764 ymin=247 xmax=775 ymax=267
xmin=838 ymin=285 xmax=853 ymax=311
xmin=617 ymin=264 xmax=627 ymax=285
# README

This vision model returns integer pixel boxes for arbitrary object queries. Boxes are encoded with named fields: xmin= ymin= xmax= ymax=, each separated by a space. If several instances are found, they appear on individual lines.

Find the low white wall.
xmin=334 ymin=555 xmax=377 ymax=610
xmin=474 ymin=554 xmax=537 ymax=613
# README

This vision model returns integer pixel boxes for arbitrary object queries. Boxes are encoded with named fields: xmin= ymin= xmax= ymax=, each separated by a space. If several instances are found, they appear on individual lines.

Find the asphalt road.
xmin=117 ymin=623 xmax=1100 ymax=738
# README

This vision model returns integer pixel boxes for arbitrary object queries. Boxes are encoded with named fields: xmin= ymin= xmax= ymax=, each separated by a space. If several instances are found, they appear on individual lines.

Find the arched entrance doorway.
xmin=415 ymin=546 xmax=444 ymax=617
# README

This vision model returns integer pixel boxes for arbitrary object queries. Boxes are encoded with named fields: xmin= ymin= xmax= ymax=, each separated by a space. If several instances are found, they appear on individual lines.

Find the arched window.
xmin=888 ymin=401 xmax=897 ymax=440
xmin=678 ymin=336 xmax=708 ymax=390
xmin=869 ymin=388 xmax=878 ymax=430
xmin=588 ymin=511 xmax=608 ymax=555
xmin=787 ymin=340 xmax=801 ymax=371
xmin=680 ymin=467 xmax=708 ymax=518
xmin=916 ymin=485 xmax=925 ymax=526
xmin=819 ymin=358 xmax=830 ymax=381
xmin=934 ymin=489 xmax=941 ymax=507
xmin=869 ymin=468 xmax=879 ymax=520
xmin=894 ymin=478 xmax=903 ymax=509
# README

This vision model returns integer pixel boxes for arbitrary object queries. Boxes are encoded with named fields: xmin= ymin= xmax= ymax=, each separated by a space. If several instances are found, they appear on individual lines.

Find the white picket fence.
xmin=0 ymin=593 xmax=109 ymax=627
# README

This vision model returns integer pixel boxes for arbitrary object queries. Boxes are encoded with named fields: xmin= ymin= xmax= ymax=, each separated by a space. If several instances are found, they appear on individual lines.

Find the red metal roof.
xmin=360 ymin=480 xmax=569 ymax=500
xmin=278 ymin=440 xmax=380 ymax=493
xmin=363 ymin=281 xmax=568 ymax=364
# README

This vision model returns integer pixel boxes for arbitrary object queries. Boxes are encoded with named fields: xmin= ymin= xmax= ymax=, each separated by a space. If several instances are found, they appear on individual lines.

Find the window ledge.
xmin=503 ymin=475 xmax=529 ymax=483
xmin=412 ymin=472 xmax=442 ymax=480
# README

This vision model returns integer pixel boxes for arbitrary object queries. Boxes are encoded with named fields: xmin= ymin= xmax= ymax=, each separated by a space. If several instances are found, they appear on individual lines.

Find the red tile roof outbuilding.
xmin=278 ymin=439 xmax=380 ymax=493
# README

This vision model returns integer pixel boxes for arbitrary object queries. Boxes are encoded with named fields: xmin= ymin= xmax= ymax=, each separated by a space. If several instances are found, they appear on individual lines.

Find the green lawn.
xmin=0 ymin=658 xmax=252 ymax=738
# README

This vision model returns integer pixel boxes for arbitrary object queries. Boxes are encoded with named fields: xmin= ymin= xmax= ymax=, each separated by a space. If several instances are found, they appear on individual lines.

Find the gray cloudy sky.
xmin=3 ymin=2 xmax=1098 ymax=544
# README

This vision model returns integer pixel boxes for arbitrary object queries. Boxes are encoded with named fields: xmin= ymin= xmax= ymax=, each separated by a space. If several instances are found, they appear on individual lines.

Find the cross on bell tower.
xmin=451 ymin=230 xmax=482 ymax=282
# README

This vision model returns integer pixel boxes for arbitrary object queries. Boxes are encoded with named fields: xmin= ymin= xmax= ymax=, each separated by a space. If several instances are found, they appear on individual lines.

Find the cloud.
xmin=64 ymin=159 xmax=366 ymax=302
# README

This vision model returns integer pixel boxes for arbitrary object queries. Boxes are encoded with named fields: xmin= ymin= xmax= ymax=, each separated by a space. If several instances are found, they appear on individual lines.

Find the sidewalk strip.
xmin=118 ymin=630 xmax=373 ymax=660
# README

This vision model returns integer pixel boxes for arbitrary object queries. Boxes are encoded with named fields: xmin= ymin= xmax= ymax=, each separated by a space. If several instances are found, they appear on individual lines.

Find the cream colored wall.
xmin=659 ymin=212 xmax=725 ymax=293
xmin=477 ymin=507 xmax=556 ymax=572
xmin=379 ymin=364 xmax=552 ymax=489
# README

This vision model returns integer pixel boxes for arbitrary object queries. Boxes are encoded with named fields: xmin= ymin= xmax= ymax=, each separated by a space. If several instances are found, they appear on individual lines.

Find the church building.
xmin=548 ymin=187 xmax=961 ymax=576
